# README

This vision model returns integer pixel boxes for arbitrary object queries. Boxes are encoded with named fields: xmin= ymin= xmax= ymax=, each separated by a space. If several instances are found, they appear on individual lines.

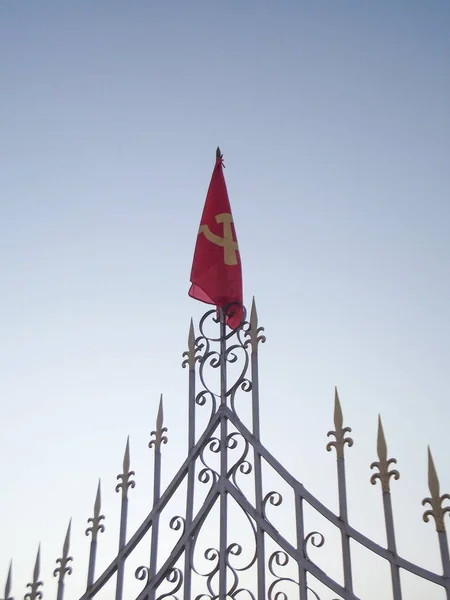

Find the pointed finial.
xmin=85 ymin=480 xmax=105 ymax=540
xmin=116 ymin=436 xmax=136 ymax=497
xmin=63 ymin=519 xmax=71 ymax=557
xmin=428 ymin=446 xmax=440 ymax=499
xmin=326 ymin=387 xmax=353 ymax=459
xmin=123 ymin=436 xmax=130 ymax=474
xmin=422 ymin=446 xmax=450 ymax=532
xmin=24 ymin=547 xmax=43 ymax=600
xmin=3 ymin=560 xmax=12 ymax=600
xmin=182 ymin=318 xmax=199 ymax=369
xmin=216 ymin=147 xmax=222 ymax=159
xmin=94 ymin=480 xmax=101 ymax=517
xmin=54 ymin=520 xmax=73 ymax=582
xmin=157 ymin=394 xmax=163 ymax=431
xmin=333 ymin=387 xmax=343 ymax=432
xmin=33 ymin=545 xmax=41 ymax=582
xmin=245 ymin=297 xmax=266 ymax=352
xmin=377 ymin=415 xmax=387 ymax=463
xmin=370 ymin=415 xmax=399 ymax=493
xmin=149 ymin=394 xmax=168 ymax=452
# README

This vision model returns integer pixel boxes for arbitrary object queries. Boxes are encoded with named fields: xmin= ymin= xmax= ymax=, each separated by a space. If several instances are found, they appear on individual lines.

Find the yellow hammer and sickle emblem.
xmin=199 ymin=213 xmax=239 ymax=266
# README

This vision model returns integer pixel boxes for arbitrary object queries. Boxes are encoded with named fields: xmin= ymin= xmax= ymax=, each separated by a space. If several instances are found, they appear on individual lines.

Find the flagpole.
xmin=219 ymin=307 xmax=228 ymax=600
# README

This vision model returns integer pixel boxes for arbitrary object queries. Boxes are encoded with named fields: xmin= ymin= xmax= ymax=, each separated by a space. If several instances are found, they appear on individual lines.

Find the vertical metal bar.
xmin=219 ymin=308 xmax=228 ymax=600
xmin=422 ymin=447 xmax=450 ymax=599
xmin=327 ymin=389 xmax=354 ymax=594
xmin=295 ymin=494 xmax=308 ymax=600
xmin=337 ymin=457 xmax=353 ymax=593
xmin=148 ymin=398 xmax=165 ymax=600
xmin=55 ymin=520 xmax=73 ymax=600
xmin=87 ymin=540 xmax=97 ymax=591
xmin=115 ymin=438 xmax=135 ymax=600
xmin=86 ymin=481 xmax=105 ymax=591
xmin=249 ymin=300 xmax=266 ymax=599
xmin=438 ymin=531 xmax=450 ymax=600
xmin=115 ymin=494 xmax=128 ymax=600
xmin=382 ymin=492 xmax=402 ymax=600
xmin=184 ymin=320 xmax=196 ymax=600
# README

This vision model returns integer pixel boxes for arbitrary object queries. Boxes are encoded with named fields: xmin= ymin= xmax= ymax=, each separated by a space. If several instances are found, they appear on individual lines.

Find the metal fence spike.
xmin=182 ymin=319 xmax=199 ymax=369
xmin=245 ymin=296 xmax=266 ymax=352
xmin=334 ymin=387 xmax=343 ymax=432
xmin=422 ymin=447 xmax=450 ymax=533
xmin=370 ymin=416 xmax=399 ymax=493
xmin=326 ymin=387 xmax=353 ymax=459
xmin=54 ymin=519 xmax=73 ymax=598
xmin=3 ymin=560 xmax=12 ymax=600
xmin=33 ymin=546 xmax=40 ymax=583
xmin=116 ymin=437 xmax=136 ymax=498
xmin=94 ymin=480 xmax=101 ymax=517
xmin=149 ymin=395 xmax=168 ymax=453
xmin=63 ymin=520 xmax=71 ymax=558
xmin=24 ymin=546 xmax=43 ymax=600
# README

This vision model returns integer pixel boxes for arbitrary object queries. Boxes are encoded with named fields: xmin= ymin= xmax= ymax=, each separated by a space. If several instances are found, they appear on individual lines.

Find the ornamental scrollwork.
xmin=262 ymin=491 xmax=283 ymax=520
xmin=227 ymin=432 xmax=253 ymax=492
xmin=156 ymin=567 xmax=183 ymax=600
xmin=303 ymin=531 xmax=325 ymax=561
xmin=198 ymin=436 xmax=220 ymax=491
xmin=267 ymin=551 xmax=299 ymax=600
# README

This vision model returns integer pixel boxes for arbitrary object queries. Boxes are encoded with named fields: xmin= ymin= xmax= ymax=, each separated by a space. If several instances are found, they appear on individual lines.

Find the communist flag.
xmin=189 ymin=148 xmax=243 ymax=329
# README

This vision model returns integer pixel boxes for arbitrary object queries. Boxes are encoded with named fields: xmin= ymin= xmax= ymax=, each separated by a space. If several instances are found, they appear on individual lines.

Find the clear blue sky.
xmin=1 ymin=1 xmax=449 ymax=598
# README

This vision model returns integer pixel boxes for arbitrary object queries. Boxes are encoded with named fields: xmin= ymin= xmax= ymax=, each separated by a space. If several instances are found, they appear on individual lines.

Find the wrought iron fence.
xmin=2 ymin=301 xmax=449 ymax=599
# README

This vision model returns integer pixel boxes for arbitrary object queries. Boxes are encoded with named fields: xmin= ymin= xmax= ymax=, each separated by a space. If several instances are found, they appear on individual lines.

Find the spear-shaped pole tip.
xmin=188 ymin=318 xmax=195 ymax=347
xmin=157 ymin=394 xmax=164 ymax=429
xmin=334 ymin=386 xmax=343 ymax=430
xmin=5 ymin=560 xmax=12 ymax=598
xmin=63 ymin=519 xmax=72 ymax=557
xmin=33 ymin=544 xmax=41 ymax=581
xmin=377 ymin=414 xmax=387 ymax=462
xmin=216 ymin=146 xmax=222 ymax=159
xmin=250 ymin=297 xmax=258 ymax=328
xmin=94 ymin=479 xmax=102 ymax=515
xmin=123 ymin=435 xmax=131 ymax=472
xmin=428 ymin=445 xmax=440 ymax=497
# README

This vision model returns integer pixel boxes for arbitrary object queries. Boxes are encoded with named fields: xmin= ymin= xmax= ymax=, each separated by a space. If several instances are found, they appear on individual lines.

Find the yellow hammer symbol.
xmin=199 ymin=213 xmax=239 ymax=266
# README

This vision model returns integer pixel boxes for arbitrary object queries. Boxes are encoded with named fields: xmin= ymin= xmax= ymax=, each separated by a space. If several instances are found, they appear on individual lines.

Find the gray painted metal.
xmin=2 ymin=301 xmax=450 ymax=600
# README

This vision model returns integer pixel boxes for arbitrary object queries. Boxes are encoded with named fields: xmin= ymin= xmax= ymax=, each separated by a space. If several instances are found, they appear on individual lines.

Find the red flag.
xmin=189 ymin=148 xmax=243 ymax=328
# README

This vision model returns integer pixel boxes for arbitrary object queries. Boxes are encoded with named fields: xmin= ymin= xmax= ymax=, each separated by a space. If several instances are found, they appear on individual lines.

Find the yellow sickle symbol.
xmin=199 ymin=213 xmax=239 ymax=266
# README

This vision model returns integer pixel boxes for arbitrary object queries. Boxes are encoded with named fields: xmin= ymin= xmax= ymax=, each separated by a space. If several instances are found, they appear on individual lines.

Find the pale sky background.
xmin=1 ymin=1 xmax=449 ymax=599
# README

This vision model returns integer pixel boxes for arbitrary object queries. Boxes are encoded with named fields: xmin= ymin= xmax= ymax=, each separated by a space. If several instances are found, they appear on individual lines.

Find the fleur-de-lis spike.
xmin=422 ymin=446 xmax=450 ymax=532
xmin=85 ymin=480 xmax=105 ymax=540
xmin=149 ymin=395 xmax=168 ymax=452
xmin=53 ymin=520 xmax=73 ymax=582
xmin=3 ymin=560 xmax=12 ymax=600
xmin=326 ymin=387 xmax=353 ymax=459
xmin=370 ymin=415 xmax=400 ymax=493
xmin=182 ymin=319 xmax=199 ymax=369
xmin=116 ymin=436 xmax=136 ymax=496
xmin=245 ymin=296 xmax=266 ymax=351
xmin=25 ymin=546 xmax=43 ymax=600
